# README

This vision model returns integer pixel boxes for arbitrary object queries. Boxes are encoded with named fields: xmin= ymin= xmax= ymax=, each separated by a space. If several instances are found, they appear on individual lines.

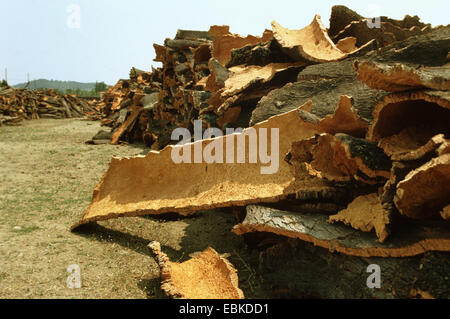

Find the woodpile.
xmin=0 ymin=85 xmax=99 ymax=126
xmin=93 ymin=5 xmax=441 ymax=150
xmin=74 ymin=6 xmax=450 ymax=298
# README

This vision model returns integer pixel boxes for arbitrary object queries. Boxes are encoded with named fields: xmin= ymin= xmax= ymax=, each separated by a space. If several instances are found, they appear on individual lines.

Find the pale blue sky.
xmin=1 ymin=0 xmax=448 ymax=85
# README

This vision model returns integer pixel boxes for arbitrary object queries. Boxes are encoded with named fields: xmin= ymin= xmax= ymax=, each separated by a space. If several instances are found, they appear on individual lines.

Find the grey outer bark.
xmin=249 ymin=26 xmax=450 ymax=126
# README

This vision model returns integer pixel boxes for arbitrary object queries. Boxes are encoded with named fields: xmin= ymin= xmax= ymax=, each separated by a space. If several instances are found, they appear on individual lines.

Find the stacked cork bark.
xmin=76 ymin=6 xmax=450 ymax=298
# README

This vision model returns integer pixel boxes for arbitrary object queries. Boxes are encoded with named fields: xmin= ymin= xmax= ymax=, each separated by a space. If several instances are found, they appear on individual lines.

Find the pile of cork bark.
xmin=75 ymin=6 xmax=450 ymax=299
xmin=0 ymin=85 xmax=99 ymax=126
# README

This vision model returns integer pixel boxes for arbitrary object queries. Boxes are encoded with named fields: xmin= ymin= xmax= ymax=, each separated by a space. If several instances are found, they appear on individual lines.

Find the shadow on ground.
xmin=73 ymin=209 xmax=272 ymax=298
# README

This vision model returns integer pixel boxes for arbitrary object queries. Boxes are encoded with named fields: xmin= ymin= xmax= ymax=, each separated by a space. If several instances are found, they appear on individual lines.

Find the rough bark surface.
xmin=368 ymin=90 xmax=450 ymax=143
xmin=250 ymin=58 xmax=386 ymax=126
xmin=250 ymin=26 xmax=450 ymax=127
xmin=233 ymin=205 xmax=450 ymax=258
xmin=287 ymin=133 xmax=391 ymax=184
xmin=354 ymin=61 xmax=450 ymax=92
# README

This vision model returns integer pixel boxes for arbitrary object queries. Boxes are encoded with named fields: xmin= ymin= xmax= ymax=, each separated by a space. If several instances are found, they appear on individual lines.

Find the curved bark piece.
xmin=226 ymin=40 xmax=294 ymax=68
xmin=258 ymin=238 xmax=450 ymax=298
xmin=148 ymin=241 xmax=244 ymax=299
xmin=288 ymin=133 xmax=391 ymax=184
xmin=354 ymin=61 xmax=450 ymax=92
xmin=379 ymin=131 xmax=448 ymax=161
xmin=71 ymin=106 xmax=321 ymax=230
xmin=251 ymin=26 xmax=450 ymax=127
xmin=329 ymin=193 xmax=390 ymax=243
xmin=317 ymin=95 xmax=368 ymax=137
xmin=328 ymin=5 xmax=430 ymax=43
xmin=210 ymin=63 xmax=305 ymax=123
xmin=361 ymin=25 xmax=450 ymax=67
xmin=250 ymin=59 xmax=387 ymax=126
xmin=368 ymin=90 xmax=450 ymax=143
xmin=328 ymin=5 xmax=364 ymax=38
xmin=286 ymin=95 xmax=368 ymax=137
xmin=233 ymin=205 xmax=450 ymax=258
xmin=209 ymin=25 xmax=273 ymax=66
xmin=271 ymin=15 xmax=347 ymax=63
xmin=222 ymin=62 xmax=305 ymax=98
xmin=332 ymin=19 xmax=432 ymax=49
xmin=394 ymin=154 xmax=450 ymax=219
xmin=335 ymin=37 xmax=358 ymax=53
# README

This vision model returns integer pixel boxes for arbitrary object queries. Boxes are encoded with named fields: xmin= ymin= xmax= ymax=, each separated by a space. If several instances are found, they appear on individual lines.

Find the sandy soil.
xmin=0 ymin=119 xmax=267 ymax=298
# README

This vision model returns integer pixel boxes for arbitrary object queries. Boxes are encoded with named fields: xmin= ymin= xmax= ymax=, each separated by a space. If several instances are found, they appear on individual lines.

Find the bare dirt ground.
xmin=0 ymin=119 xmax=267 ymax=298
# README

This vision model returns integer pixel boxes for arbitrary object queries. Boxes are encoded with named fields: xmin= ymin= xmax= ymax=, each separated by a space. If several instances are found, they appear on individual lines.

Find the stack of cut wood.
xmin=97 ymin=5 xmax=438 ymax=150
xmin=0 ymin=85 xmax=99 ymax=126
xmin=94 ymin=67 xmax=162 ymax=144
xmin=75 ymin=6 xmax=450 ymax=298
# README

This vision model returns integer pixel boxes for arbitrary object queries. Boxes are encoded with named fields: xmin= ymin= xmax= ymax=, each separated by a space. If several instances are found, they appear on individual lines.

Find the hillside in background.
xmin=13 ymin=79 xmax=103 ymax=92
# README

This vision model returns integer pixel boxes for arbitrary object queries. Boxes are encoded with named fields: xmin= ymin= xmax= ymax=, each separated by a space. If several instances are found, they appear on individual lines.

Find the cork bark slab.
xmin=287 ymin=133 xmax=391 ymax=184
xmin=272 ymin=15 xmax=347 ymax=63
xmin=354 ymin=61 xmax=450 ymax=92
xmin=222 ymin=62 xmax=305 ymax=98
xmin=379 ymin=132 xmax=448 ymax=161
xmin=315 ymin=95 xmax=368 ymax=137
xmin=395 ymin=154 xmax=450 ymax=220
xmin=329 ymin=193 xmax=390 ymax=243
xmin=209 ymin=25 xmax=273 ymax=66
xmin=335 ymin=37 xmax=358 ymax=53
xmin=328 ymin=5 xmax=364 ymax=38
xmin=250 ymin=26 xmax=450 ymax=127
xmin=148 ymin=242 xmax=244 ymax=299
xmin=71 ymin=106 xmax=321 ymax=230
xmin=329 ymin=4 xmax=433 ymax=49
xmin=368 ymin=90 xmax=450 ymax=143
xmin=249 ymin=58 xmax=387 ymax=126
xmin=233 ymin=205 xmax=450 ymax=258
xmin=332 ymin=20 xmax=431 ymax=49
xmin=328 ymin=5 xmax=430 ymax=40
xmin=207 ymin=63 xmax=305 ymax=123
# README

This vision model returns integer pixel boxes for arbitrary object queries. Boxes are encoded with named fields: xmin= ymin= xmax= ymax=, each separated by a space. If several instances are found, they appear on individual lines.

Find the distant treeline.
xmin=13 ymin=79 xmax=109 ymax=97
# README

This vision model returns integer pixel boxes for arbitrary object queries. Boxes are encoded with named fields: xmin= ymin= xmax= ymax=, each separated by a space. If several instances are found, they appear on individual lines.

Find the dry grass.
xmin=0 ymin=119 xmax=267 ymax=298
